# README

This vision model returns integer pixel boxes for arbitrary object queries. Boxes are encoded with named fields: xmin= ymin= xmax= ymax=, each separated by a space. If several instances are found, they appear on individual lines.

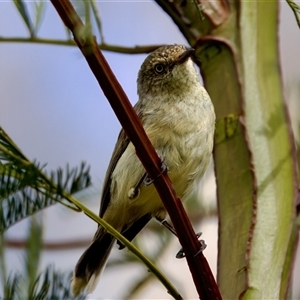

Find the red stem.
xmin=50 ymin=1 xmax=222 ymax=299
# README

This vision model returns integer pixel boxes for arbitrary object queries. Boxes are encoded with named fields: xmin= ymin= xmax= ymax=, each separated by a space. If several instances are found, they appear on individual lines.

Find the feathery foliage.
xmin=1 ymin=217 xmax=86 ymax=299
xmin=286 ymin=0 xmax=300 ymax=28
xmin=0 ymin=127 xmax=92 ymax=233
xmin=2 ymin=266 xmax=87 ymax=300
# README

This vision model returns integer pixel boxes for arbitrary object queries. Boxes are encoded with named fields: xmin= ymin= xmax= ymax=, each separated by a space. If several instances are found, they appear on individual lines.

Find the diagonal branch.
xmin=49 ymin=0 xmax=222 ymax=299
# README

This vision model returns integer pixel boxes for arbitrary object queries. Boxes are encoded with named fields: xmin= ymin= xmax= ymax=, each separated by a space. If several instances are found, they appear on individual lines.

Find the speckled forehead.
xmin=157 ymin=45 xmax=186 ymax=58
xmin=143 ymin=45 xmax=187 ymax=69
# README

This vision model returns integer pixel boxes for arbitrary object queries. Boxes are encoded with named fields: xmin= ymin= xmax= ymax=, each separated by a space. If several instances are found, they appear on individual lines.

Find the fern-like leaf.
xmin=286 ymin=0 xmax=300 ymax=28
xmin=2 ymin=266 xmax=86 ymax=300
xmin=0 ymin=127 xmax=92 ymax=233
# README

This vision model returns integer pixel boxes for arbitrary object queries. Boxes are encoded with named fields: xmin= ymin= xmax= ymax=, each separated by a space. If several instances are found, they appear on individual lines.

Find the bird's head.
xmin=137 ymin=44 xmax=198 ymax=98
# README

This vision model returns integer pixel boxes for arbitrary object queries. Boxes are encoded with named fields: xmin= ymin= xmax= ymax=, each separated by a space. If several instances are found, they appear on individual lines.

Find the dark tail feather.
xmin=71 ymin=228 xmax=114 ymax=296
xmin=117 ymin=214 xmax=151 ymax=250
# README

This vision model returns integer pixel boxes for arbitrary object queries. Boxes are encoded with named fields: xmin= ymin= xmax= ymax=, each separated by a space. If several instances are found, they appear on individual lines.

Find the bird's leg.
xmin=176 ymin=232 xmax=206 ymax=259
xmin=160 ymin=219 xmax=178 ymax=236
xmin=143 ymin=157 xmax=168 ymax=186
xmin=157 ymin=216 xmax=206 ymax=259
xmin=127 ymin=157 xmax=168 ymax=199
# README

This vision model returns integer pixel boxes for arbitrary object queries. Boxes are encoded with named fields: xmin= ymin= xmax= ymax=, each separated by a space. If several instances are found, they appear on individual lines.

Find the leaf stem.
xmin=0 ymin=131 xmax=182 ymax=299
xmin=0 ymin=37 xmax=161 ymax=54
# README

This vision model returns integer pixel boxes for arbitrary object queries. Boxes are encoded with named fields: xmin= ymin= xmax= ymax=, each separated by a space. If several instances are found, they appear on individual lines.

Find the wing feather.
xmin=99 ymin=102 xmax=144 ymax=218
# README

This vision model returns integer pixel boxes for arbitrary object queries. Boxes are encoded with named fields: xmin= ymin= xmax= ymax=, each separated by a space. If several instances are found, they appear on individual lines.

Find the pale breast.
xmin=106 ymin=86 xmax=215 ymax=229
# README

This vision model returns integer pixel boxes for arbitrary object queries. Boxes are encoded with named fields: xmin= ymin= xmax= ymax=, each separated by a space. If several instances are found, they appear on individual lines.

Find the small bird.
xmin=71 ymin=44 xmax=215 ymax=296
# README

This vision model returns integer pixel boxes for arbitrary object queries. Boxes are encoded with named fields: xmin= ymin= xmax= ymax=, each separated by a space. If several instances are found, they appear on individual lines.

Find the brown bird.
xmin=71 ymin=44 xmax=215 ymax=296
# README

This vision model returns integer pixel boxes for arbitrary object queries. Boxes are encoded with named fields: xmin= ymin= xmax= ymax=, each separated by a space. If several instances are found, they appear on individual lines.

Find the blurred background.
xmin=0 ymin=1 xmax=299 ymax=299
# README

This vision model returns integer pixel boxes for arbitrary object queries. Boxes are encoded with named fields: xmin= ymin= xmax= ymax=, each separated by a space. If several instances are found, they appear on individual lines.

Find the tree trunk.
xmin=156 ymin=0 xmax=299 ymax=298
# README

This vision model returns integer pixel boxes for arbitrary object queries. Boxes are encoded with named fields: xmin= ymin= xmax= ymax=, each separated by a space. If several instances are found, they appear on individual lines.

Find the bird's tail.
xmin=71 ymin=227 xmax=114 ymax=296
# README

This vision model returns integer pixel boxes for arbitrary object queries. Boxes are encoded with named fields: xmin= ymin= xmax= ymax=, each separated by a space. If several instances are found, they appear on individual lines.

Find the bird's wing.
xmin=99 ymin=127 xmax=130 ymax=218
xmin=99 ymin=102 xmax=144 ymax=218
xmin=98 ymin=103 xmax=152 ymax=245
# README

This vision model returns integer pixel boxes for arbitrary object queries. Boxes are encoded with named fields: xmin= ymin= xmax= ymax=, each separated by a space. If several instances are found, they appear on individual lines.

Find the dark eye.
xmin=154 ymin=64 xmax=165 ymax=74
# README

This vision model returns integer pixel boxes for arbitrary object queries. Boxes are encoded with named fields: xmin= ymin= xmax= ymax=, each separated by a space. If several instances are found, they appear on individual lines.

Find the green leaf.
xmin=12 ymin=0 xmax=34 ymax=36
xmin=3 ymin=273 xmax=21 ymax=300
xmin=2 ymin=266 xmax=87 ymax=300
xmin=286 ymin=0 xmax=300 ymax=28
xmin=0 ymin=161 xmax=91 ymax=233
xmin=70 ymin=0 xmax=92 ymax=40
xmin=0 ymin=127 xmax=28 ymax=161
xmin=33 ymin=0 xmax=46 ymax=35
xmin=90 ymin=0 xmax=105 ymax=42
xmin=0 ymin=127 xmax=92 ymax=233
xmin=25 ymin=217 xmax=43 ymax=299
xmin=0 ymin=186 xmax=54 ymax=233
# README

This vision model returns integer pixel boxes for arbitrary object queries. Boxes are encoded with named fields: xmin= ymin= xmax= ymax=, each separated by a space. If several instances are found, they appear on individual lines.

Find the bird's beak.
xmin=177 ymin=48 xmax=195 ymax=65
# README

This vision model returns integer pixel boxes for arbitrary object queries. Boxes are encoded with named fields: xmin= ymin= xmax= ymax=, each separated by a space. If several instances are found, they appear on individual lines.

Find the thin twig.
xmin=0 ymin=37 xmax=161 ymax=54
xmin=5 ymin=238 xmax=90 ymax=250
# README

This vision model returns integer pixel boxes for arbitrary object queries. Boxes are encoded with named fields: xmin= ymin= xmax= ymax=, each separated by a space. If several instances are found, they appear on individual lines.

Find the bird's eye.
xmin=154 ymin=64 xmax=165 ymax=74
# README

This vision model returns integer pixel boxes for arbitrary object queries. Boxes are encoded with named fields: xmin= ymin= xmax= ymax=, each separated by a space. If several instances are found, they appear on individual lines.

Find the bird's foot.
xmin=128 ymin=157 xmax=168 ymax=199
xmin=176 ymin=232 xmax=206 ymax=259
xmin=143 ymin=158 xmax=168 ymax=186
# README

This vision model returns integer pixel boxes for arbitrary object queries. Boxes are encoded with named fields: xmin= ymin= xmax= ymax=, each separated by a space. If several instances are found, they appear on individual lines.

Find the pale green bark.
xmin=156 ymin=0 xmax=298 ymax=298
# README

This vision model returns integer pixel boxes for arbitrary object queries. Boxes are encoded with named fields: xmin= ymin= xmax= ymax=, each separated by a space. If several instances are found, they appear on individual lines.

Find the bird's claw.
xmin=128 ymin=157 xmax=168 ymax=199
xmin=143 ymin=158 xmax=168 ymax=186
xmin=176 ymin=232 xmax=206 ymax=259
